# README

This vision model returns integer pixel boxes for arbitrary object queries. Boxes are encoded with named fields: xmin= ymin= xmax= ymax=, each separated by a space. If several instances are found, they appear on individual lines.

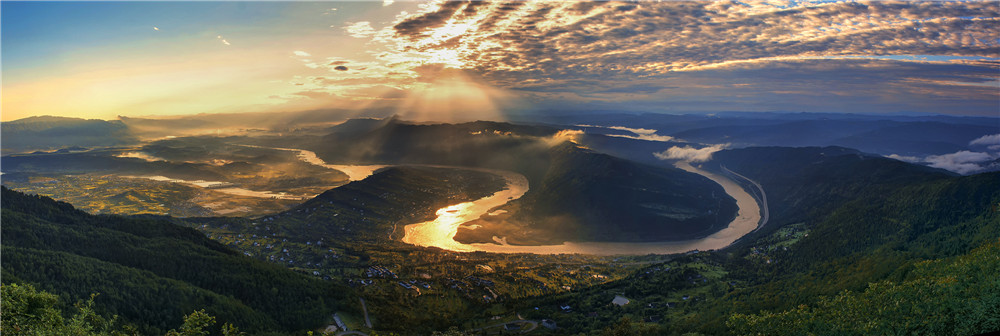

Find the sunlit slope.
xmin=313 ymin=119 xmax=560 ymax=182
xmin=0 ymin=187 xmax=346 ymax=335
xmin=310 ymin=119 xmax=738 ymax=245
xmin=193 ymin=166 xmax=508 ymax=245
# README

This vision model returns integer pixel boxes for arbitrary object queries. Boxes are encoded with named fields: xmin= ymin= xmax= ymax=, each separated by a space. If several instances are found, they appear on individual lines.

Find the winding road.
xmin=721 ymin=165 xmax=769 ymax=232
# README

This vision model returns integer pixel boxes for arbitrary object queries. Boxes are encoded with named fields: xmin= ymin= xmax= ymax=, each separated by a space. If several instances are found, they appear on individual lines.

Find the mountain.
xmin=311 ymin=119 xmax=561 ymax=182
xmin=1 ymin=186 xmax=346 ymax=335
xmin=527 ymin=112 xmax=1000 ymax=171
xmin=118 ymin=107 xmax=397 ymax=139
xmin=509 ymin=149 xmax=999 ymax=335
xmin=671 ymin=120 xmax=997 ymax=156
xmin=191 ymin=166 xmax=509 ymax=245
xmin=2 ymin=150 xmax=230 ymax=181
xmin=322 ymin=116 xmax=399 ymax=138
xmin=456 ymin=142 xmax=737 ymax=244
xmin=1 ymin=116 xmax=138 ymax=154
xmin=705 ymin=146 xmax=955 ymax=240
xmin=830 ymin=121 xmax=1000 ymax=156
xmin=310 ymin=119 xmax=737 ymax=244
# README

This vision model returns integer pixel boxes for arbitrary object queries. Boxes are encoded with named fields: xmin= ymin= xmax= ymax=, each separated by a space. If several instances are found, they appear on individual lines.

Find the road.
xmin=720 ymin=165 xmax=769 ymax=232
xmin=359 ymin=297 xmax=373 ymax=329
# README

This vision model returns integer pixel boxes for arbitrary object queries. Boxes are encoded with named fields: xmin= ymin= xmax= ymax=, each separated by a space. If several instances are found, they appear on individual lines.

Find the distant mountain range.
xmin=3 ymin=113 xmax=997 ymax=335
xmin=7 ymin=111 xmax=995 ymax=173
xmin=531 ymin=112 xmax=999 ymax=165
xmin=1 ymin=116 xmax=137 ymax=154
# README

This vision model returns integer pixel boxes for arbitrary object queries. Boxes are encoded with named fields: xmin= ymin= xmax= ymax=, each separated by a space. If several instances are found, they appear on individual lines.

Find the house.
xmin=560 ymin=304 xmax=572 ymax=312
xmin=333 ymin=313 xmax=348 ymax=332
xmin=611 ymin=295 xmax=630 ymax=307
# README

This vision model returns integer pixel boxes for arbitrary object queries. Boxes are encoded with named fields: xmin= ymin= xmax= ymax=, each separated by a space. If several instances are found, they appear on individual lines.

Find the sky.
xmin=2 ymin=0 xmax=998 ymax=122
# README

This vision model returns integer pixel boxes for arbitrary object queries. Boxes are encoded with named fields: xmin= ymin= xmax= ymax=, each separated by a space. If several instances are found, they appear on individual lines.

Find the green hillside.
xmin=1 ymin=186 xmax=346 ymax=335
xmin=509 ymin=154 xmax=999 ymax=335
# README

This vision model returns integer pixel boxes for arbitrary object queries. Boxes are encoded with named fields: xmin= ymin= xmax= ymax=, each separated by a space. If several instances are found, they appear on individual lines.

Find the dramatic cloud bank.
xmin=286 ymin=0 xmax=998 ymax=117
xmin=654 ymin=144 xmax=729 ymax=162
xmin=389 ymin=1 xmax=997 ymax=77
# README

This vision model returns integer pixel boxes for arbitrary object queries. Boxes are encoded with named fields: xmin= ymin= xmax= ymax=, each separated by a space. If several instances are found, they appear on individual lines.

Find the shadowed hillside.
xmin=1 ymin=187 xmax=346 ymax=335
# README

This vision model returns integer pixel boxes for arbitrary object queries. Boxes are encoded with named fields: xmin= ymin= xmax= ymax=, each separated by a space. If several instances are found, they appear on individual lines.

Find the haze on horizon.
xmin=2 ymin=0 xmax=998 ymax=123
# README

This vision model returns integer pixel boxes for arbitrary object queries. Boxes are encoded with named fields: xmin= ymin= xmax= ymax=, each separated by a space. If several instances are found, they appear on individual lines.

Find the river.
xmin=218 ymin=145 xmax=762 ymax=255
xmin=401 ymin=161 xmax=763 ymax=255
xmin=237 ymin=144 xmax=386 ymax=181
xmin=122 ymin=175 xmax=307 ymax=200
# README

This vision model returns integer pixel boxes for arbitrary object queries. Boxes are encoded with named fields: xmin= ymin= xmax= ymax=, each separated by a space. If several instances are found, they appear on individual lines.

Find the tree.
xmin=1 ymin=283 xmax=126 ymax=336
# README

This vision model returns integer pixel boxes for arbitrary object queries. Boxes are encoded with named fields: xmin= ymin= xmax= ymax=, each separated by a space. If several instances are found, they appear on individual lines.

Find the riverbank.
xmin=402 ymin=161 xmax=763 ymax=255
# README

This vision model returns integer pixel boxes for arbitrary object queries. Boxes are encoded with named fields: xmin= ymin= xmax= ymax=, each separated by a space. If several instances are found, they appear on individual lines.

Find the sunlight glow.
xmin=397 ymin=70 xmax=514 ymax=123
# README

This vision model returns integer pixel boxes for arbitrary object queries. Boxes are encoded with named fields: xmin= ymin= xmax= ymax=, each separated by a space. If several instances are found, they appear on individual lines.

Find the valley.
xmin=4 ymin=1 xmax=998 ymax=334
xmin=3 ymin=115 xmax=997 ymax=336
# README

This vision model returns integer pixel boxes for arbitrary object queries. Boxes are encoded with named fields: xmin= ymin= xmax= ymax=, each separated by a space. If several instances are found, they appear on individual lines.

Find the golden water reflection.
xmin=401 ymin=161 xmax=762 ymax=255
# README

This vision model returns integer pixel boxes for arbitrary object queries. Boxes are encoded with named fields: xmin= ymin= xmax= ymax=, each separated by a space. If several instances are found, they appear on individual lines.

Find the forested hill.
xmin=509 ymin=163 xmax=999 ymax=335
xmin=0 ymin=186 xmax=346 ymax=335
xmin=706 ymin=146 xmax=954 ymax=239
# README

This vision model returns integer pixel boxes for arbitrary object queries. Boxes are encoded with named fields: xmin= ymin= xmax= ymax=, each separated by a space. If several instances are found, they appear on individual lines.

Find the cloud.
xmin=153 ymin=26 xmax=159 ymax=31
xmin=293 ymin=51 xmax=311 ymax=57
xmin=654 ymin=144 xmax=728 ymax=162
xmin=116 ymin=151 xmax=166 ymax=162
xmin=578 ymin=124 xmax=674 ymax=142
xmin=362 ymin=0 xmax=997 ymax=115
xmin=216 ymin=35 xmax=230 ymax=46
xmin=345 ymin=21 xmax=376 ymax=39
xmin=925 ymin=150 xmax=996 ymax=174
xmin=279 ymin=1 xmax=996 ymax=117
xmin=546 ymin=129 xmax=585 ymax=146
xmin=970 ymin=133 xmax=1000 ymax=146
xmin=388 ymin=1 xmax=997 ymax=77
xmin=383 ymin=0 xmax=393 ymax=7
xmin=886 ymin=154 xmax=923 ymax=163
xmin=605 ymin=126 xmax=673 ymax=142
xmin=334 ymin=66 xmax=349 ymax=71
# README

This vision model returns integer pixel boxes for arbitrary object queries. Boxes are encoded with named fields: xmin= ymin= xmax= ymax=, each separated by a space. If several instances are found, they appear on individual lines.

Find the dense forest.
xmin=3 ymin=146 xmax=997 ymax=335
xmin=510 ymin=151 xmax=1000 ymax=335
xmin=1 ymin=186 xmax=346 ymax=335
